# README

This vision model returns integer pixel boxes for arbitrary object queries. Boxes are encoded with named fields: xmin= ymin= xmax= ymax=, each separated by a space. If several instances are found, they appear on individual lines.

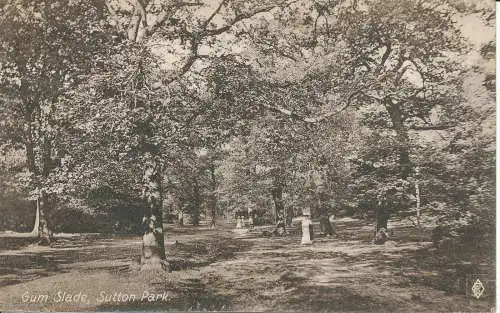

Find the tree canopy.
xmin=0 ymin=0 xmax=494 ymax=251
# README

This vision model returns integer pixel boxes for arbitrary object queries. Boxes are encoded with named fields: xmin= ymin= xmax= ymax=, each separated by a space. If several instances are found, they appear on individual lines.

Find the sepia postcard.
xmin=0 ymin=0 xmax=495 ymax=312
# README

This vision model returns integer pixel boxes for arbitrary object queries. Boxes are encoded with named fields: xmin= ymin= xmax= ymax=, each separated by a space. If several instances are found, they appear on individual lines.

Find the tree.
xmin=105 ymin=0 xmax=474 ymax=238
xmin=217 ymin=105 xmax=358 ymax=226
xmin=48 ymin=0 xmax=302 ymax=268
xmin=332 ymin=0 xmax=469 ymax=230
xmin=0 ymin=0 xmax=115 ymax=243
xmin=275 ymin=0 xmax=468 ymax=230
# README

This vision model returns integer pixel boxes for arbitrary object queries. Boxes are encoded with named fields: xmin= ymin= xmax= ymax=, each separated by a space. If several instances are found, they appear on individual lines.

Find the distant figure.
xmin=329 ymin=213 xmax=335 ymax=223
xmin=248 ymin=215 xmax=254 ymax=229
xmin=113 ymin=220 xmax=121 ymax=233
xmin=373 ymin=227 xmax=388 ymax=244
xmin=301 ymin=211 xmax=313 ymax=245
xmin=274 ymin=213 xmax=286 ymax=235
xmin=248 ymin=208 xmax=254 ymax=229
xmin=329 ymin=213 xmax=336 ymax=235
xmin=319 ymin=214 xmax=335 ymax=236
xmin=235 ymin=215 xmax=243 ymax=229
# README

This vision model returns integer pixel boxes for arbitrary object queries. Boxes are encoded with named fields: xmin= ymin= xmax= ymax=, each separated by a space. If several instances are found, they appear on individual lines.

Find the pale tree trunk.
xmin=178 ymin=210 xmax=184 ymax=226
xmin=414 ymin=168 xmax=423 ymax=242
xmin=209 ymin=163 xmax=217 ymax=228
xmin=141 ymin=157 xmax=167 ymax=270
xmin=30 ymin=199 xmax=40 ymax=236
xmin=415 ymin=180 xmax=421 ymax=228
xmin=38 ymin=193 xmax=52 ymax=245
xmin=127 ymin=7 xmax=167 ymax=267
xmin=127 ymin=0 xmax=149 ymax=42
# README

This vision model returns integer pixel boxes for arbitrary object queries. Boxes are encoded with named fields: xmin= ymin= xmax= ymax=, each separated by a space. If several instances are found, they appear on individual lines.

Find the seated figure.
xmin=274 ymin=214 xmax=286 ymax=236
xmin=373 ymin=227 xmax=388 ymax=244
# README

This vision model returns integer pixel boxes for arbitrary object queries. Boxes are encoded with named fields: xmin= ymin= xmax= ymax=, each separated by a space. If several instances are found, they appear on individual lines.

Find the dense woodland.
xmin=0 ymin=0 xmax=495 ymax=267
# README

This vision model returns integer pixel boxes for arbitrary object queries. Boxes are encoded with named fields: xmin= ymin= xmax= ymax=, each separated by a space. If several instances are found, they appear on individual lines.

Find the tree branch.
xmin=374 ymin=43 xmax=391 ymax=76
xmin=408 ymin=124 xmax=456 ymax=131
xmin=201 ymin=0 xmax=227 ymax=30
xmin=257 ymin=85 xmax=369 ymax=124
xmin=395 ymin=64 xmax=412 ymax=83
xmin=157 ymin=2 xmax=291 ymax=86
xmin=128 ymin=0 xmax=149 ymax=41
xmin=257 ymin=70 xmax=390 ymax=124
xmin=205 ymin=3 xmax=287 ymax=36
xmin=144 ymin=1 xmax=203 ymax=38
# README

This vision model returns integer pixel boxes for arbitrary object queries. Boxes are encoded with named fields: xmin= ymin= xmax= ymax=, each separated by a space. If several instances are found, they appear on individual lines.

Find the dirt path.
xmin=0 ymin=219 xmax=494 ymax=312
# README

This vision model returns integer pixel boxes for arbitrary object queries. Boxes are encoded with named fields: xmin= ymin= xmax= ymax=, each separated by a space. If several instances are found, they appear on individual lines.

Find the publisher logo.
xmin=471 ymin=279 xmax=485 ymax=299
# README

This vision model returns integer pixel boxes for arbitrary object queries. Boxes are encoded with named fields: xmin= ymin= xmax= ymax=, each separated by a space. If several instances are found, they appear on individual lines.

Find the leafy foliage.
xmin=0 ymin=0 xmax=494 ymax=250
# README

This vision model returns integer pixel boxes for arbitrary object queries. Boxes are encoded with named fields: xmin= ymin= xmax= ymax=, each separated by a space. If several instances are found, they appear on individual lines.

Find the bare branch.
xmin=409 ymin=124 xmax=456 ymax=131
xmin=152 ymin=1 xmax=290 ymax=86
xmin=162 ymin=54 xmax=199 ymax=86
xmin=205 ymin=3 xmax=287 ymax=36
xmin=136 ymin=0 xmax=147 ymax=26
xmin=257 ymin=70 xmax=390 ymax=124
xmin=358 ymin=91 xmax=384 ymax=102
xmin=257 ymin=85 xmax=368 ymax=124
xmin=201 ymin=0 xmax=227 ymax=30
xmin=144 ymin=1 xmax=203 ymax=38
xmin=128 ymin=0 xmax=149 ymax=41
xmin=395 ymin=64 xmax=412 ymax=83
xmin=374 ymin=43 xmax=391 ymax=76
xmin=259 ymin=102 xmax=305 ymax=121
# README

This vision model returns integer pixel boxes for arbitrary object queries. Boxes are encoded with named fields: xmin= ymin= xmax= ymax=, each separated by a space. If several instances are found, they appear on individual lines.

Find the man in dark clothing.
xmin=319 ymin=213 xmax=335 ymax=236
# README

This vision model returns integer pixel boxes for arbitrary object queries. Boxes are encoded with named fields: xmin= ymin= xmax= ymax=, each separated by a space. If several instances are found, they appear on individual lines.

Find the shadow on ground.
xmin=0 ymin=219 xmax=495 ymax=312
xmin=167 ymin=236 xmax=254 ymax=271
xmin=96 ymin=276 xmax=234 ymax=312
xmin=282 ymin=285 xmax=396 ymax=312
xmin=0 ymin=242 xmax=137 ymax=287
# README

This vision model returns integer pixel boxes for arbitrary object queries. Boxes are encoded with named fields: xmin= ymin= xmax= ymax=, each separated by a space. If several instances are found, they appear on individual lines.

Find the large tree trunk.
xmin=25 ymin=113 xmax=54 ymax=243
xmin=373 ymin=99 xmax=412 ymax=236
xmin=26 ymin=119 xmax=37 ymax=175
xmin=386 ymin=100 xmax=411 ymax=179
xmin=38 ymin=193 xmax=53 ymax=245
xmin=26 ymin=121 xmax=41 ymax=238
xmin=39 ymin=135 xmax=55 ymax=244
xmin=140 ymin=158 xmax=167 ymax=271
xmin=30 ymin=200 xmax=40 ymax=236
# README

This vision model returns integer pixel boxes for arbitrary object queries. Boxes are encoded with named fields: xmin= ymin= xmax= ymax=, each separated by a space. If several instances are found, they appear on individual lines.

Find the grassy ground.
xmin=0 ymin=218 xmax=495 ymax=312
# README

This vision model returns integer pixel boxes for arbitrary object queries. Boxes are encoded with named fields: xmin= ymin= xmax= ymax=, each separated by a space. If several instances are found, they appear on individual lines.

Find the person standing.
xmin=248 ymin=207 xmax=254 ymax=229
xmin=293 ymin=208 xmax=313 ymax=245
